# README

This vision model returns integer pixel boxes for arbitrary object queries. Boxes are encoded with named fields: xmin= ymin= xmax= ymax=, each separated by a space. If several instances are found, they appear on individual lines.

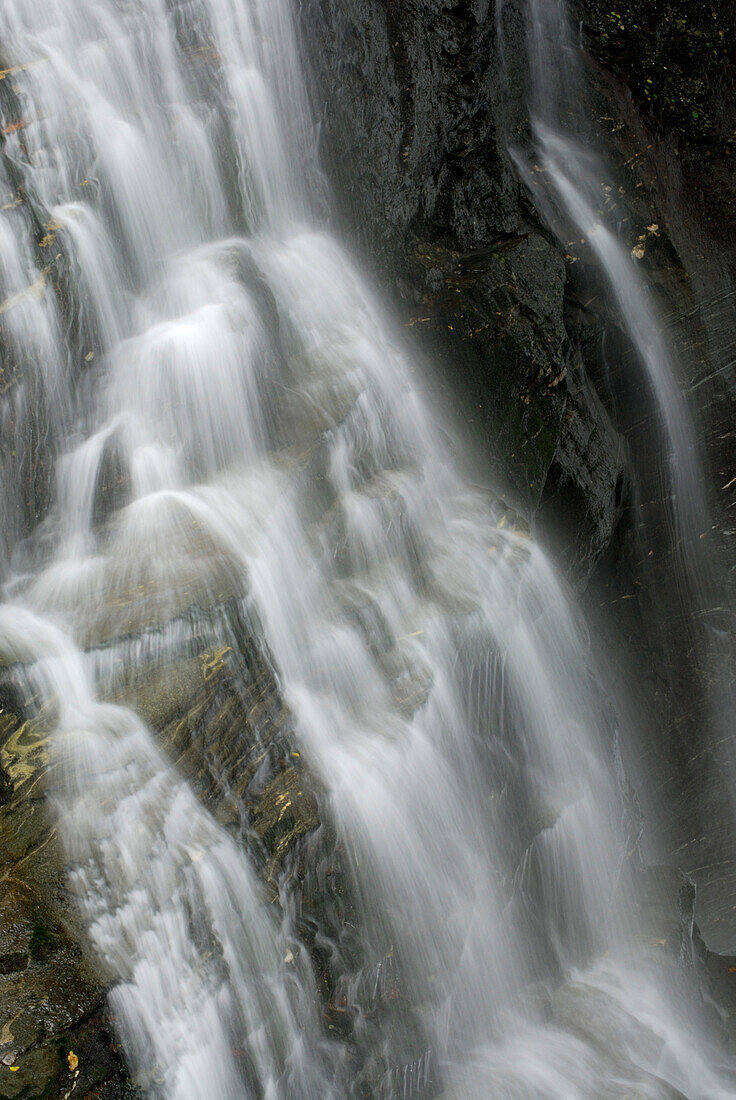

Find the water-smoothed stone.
xmin=3 ymin=569 xmax=331 ymax=1084
xmin=98 ymin=601 xmax=352 ymax=942
xmin=379 ymin=641 xmax=434 ymax=719
xmin=0 ymin=597 xmax=354 ymax=1089
xmin=102 ymin=600 xmax=301 ymax=831
xmin=548 ymin=975 xmax=693 ymax=1100
xmin=20 ymin=504 xmax=246 ymax=651
xmin=251 ymin=766 xmax=320 ymax=887
xmin=133 ymin=595 xmax=440 ymax=1074
xmin=109 ymin=599 xmax=429 ymax=1089
xmin=284 ymin=342 xmax=366 ymax=445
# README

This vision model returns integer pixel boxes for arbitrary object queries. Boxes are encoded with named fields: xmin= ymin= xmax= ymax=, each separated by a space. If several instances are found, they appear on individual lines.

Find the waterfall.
xmin=0 ymin=1 xmax=733 ymax=1098
xmin=506 ymin=0 xmax=709 ymax=589
xmin=500 ymin=0 xmax=736 ymax=950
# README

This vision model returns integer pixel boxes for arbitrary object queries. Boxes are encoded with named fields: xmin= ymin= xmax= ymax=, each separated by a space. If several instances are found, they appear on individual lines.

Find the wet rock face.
xmin=299 ymin=0 xmax=627 ymax=571
xmin=555 ymin=2 xmax=736 ymax=952
xmin=0 ymin=707 xmax=134 ymax=1100
xmin=0 ymin=586 xmax=418 ymax=1094
xmin=109 ymin=599 xmax=330 ymax=895
xmin=301 ymin=0 xmax=515 ymax=266
xmin=0 ymin=606 xmax=308 ymax=1098
xmin=401 ymin=231 xmax=570 ymax=511
xmin=298 ymin=0 xmax=736 ymax=955
xmin=577 ymin=0 xmax=736 ymax=230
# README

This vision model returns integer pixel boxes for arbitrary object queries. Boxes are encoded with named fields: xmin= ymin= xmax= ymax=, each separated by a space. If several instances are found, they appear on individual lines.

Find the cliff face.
xmin=299 ymin=0 xmax=627 ymax=577
xmin=299 ymin=0 xmax=736 ymax=566
xmin=298 ymin=0 xmax=736 ymax=951
xmin=571 ymin=0 xmax=736 ymax=954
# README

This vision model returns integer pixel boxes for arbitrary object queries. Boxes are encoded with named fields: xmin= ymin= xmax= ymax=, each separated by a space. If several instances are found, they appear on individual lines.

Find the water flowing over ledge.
xmin=0 ymin=0 xmax=733 ymax=1097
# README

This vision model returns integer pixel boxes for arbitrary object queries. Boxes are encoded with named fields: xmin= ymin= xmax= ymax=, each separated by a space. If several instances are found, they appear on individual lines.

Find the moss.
xmin=28 ymin=922 xmax=61 ymax=963
xmin=252 ymin=765 xmax=320 ymax=883
xmin=582 ymin=1 xmax=732 ymax=142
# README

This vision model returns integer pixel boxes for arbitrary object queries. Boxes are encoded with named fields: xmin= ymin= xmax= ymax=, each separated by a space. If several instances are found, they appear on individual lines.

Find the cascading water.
xmin=0 ymin=1 xmax=733 ymax=1098
xmin=501 ymin=0 xmax=736 ymax=948
xmin=505 ymin=0 xmax=710 ymax=583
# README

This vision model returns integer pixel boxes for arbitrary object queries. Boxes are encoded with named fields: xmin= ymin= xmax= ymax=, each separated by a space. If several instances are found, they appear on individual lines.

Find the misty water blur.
xmin=0 ymin=0 xmax=733 ymax=1097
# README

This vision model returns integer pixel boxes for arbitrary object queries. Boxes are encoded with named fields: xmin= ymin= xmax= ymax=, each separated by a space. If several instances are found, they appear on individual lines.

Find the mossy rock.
xmin=580 ymin=0 xmax=733 ymax=142
xmin=252 ymin=765 xmax=320 ymax=884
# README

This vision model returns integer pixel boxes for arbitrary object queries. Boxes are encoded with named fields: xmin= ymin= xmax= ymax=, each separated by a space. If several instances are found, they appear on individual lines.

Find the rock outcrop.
xmin=298 ymin=0 xmax=736 ymax=957
xmin=0 ymin=702 xmax=134 ymax=1099
xmin=299 ymin=0 xmax=627 ymax=573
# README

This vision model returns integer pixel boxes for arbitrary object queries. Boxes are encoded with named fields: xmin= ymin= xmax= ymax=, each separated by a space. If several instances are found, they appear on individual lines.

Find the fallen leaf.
xmin=67 ymin=1051 xmax=78 ymax=1072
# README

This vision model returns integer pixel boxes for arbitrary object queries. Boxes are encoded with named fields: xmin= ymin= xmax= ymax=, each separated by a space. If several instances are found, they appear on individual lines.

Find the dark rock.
xmin=0 ymin=711 xmax=133 ymax=1100
xmin=92 ymin=434 xmax=132 ymax=530
xmin=578 ymin=0 xmax=736 ymax=233
xmin=298 ymin=0 xmax=627 ymax=563
xmin=534 ymin=353 xmax=627 ymax=584
xmin=551 ymin=1 xmax=736 ymax=953
xmin=404 ymin=231 xmax=569 ymax=512
xmin=297 ymin=0 xmax=736 ymax=997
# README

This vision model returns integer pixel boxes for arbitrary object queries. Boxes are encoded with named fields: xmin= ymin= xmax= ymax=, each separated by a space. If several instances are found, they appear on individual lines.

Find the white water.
xmin=0 ymin=604 xmax=336 ymax=1100
xmin=0 ymin=1 xmax=733 ymax=1097
xmin=510 ymin=0 xmax=711 ymax=588
xmin=506 ymin=0 xmax=736 ymax=948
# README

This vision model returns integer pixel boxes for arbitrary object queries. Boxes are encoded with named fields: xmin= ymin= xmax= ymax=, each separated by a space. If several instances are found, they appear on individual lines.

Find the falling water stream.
xmin=0 ymin=1 xmax=733 ymax=1097
xmin=508 ymin=0 xmax=711 ymax=592
xmin=505 ymin=0 xmax=736 ymax=943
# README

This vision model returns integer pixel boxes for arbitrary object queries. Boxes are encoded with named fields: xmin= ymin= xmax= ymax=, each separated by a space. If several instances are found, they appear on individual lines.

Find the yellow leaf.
xmin=67 ymin=1051 xmax=78 ymax=1072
